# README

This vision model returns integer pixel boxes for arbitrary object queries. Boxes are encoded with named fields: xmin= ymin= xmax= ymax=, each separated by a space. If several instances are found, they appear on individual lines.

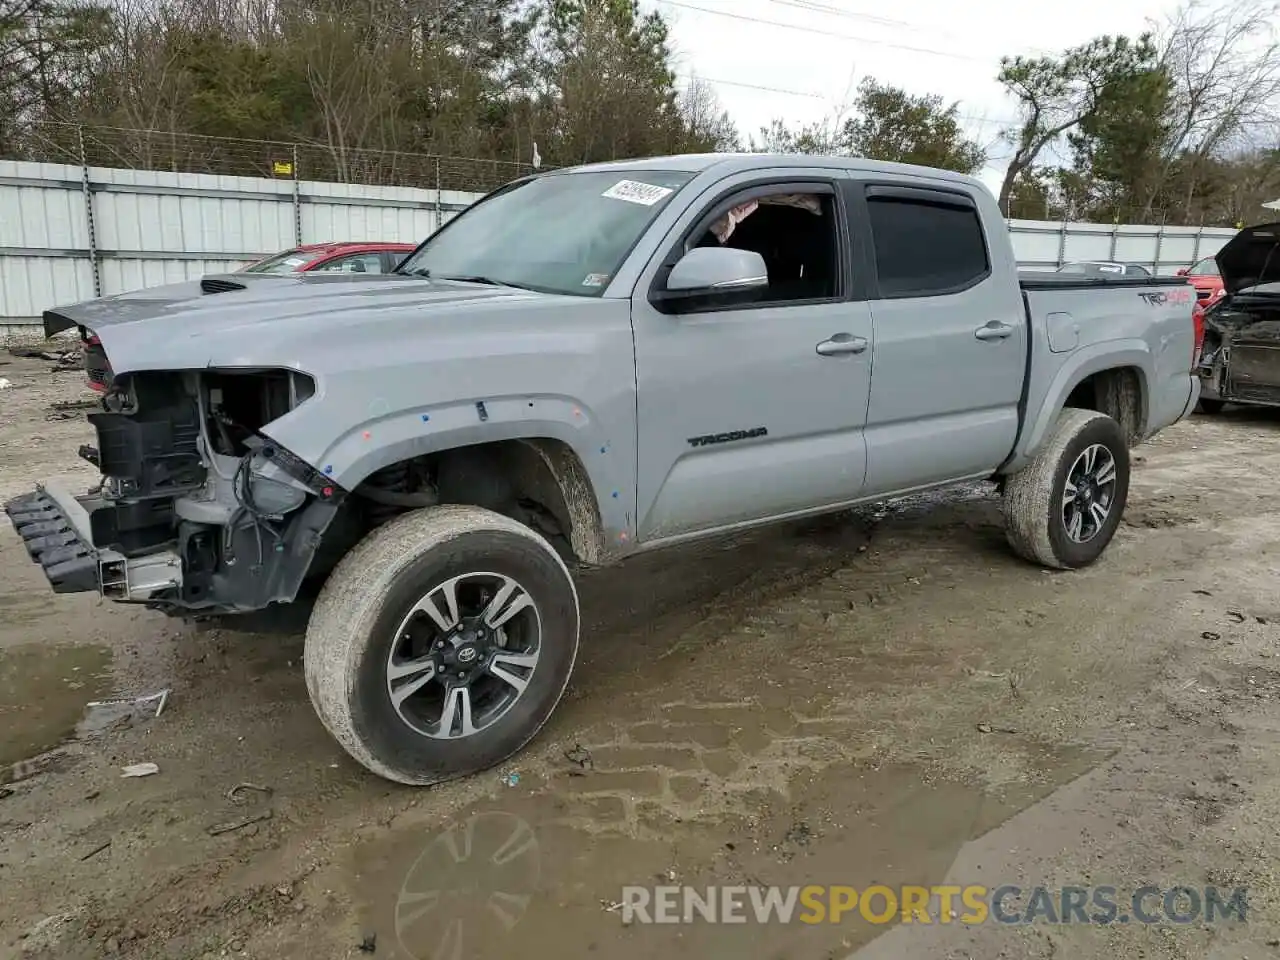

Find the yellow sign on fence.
xmin=272 ymin=160 xmax=293 ymax=177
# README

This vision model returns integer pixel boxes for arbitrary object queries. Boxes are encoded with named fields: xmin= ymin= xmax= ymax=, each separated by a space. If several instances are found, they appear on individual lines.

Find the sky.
xmin=642 ymin=0 xmax=1185 ymax=194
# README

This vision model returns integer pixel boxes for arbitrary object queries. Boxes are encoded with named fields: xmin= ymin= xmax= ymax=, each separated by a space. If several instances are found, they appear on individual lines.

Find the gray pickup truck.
xmin=7 ymin=154 xmax=1201 ymax=785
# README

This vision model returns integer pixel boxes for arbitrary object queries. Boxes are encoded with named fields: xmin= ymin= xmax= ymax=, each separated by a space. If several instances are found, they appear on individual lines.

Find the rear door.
xmin=630 ymin=171 xmax=874 ymax=541
xmin=847 ymin=180 xmax=1027 ymax=495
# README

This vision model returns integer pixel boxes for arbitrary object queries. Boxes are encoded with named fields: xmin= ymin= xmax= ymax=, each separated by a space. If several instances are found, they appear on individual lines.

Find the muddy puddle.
xmin=347 ymin=742 xmax=1104 ymax=960
xmin=0 ymin=643 xmax=112 ymax=771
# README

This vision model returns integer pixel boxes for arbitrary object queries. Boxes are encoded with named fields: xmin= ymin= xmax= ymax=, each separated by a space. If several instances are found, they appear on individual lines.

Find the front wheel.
xmin=1002 ymin=408 xmax=1131 ymax=570
xmin=304 ymin=504 xmax=580 ymax=785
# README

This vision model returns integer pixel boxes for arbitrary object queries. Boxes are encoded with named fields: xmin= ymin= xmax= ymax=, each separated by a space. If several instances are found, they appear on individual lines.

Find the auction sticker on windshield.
xmin=602 ymin=179 xmax=674 ymax=206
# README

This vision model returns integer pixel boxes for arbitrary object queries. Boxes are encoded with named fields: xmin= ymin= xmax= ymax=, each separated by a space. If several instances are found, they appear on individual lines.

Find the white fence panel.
xmin=0 ymin=159 xmax=1250 ymax=334
xmin=1007 ymin=218 xmax=1237 ymax=275
xmin=0 ymin=160 xmax=484 ymax=333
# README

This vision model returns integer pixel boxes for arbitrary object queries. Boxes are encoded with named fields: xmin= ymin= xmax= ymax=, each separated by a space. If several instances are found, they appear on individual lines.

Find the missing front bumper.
xmin=4 ymin=482 xmax=182 ymax=599
xmin=6 ymin=487 xmax=99 ymax=592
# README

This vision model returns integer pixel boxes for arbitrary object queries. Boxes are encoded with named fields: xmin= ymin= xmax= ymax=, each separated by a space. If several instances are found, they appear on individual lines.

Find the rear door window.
xmin=866 ymin=194 xmax=990 ymax=297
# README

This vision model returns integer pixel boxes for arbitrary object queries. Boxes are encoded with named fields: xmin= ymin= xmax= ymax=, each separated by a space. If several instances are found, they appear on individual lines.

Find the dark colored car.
xmin=240 ymin=241 xmax=417 ymax=276
xmin=1056 ymin=261 xmax=1153 ymax=278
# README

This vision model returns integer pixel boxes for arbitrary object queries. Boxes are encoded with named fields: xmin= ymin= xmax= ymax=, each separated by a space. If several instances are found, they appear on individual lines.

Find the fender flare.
xmin=1015 ymin=343 xmax=1154 ymax=470
xmin=268 ymin=397 xmax=615 ymax=564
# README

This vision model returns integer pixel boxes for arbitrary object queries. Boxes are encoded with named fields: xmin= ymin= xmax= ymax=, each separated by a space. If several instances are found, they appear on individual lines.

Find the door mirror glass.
xmin=665 ymin=247 xmax=769 ymax=295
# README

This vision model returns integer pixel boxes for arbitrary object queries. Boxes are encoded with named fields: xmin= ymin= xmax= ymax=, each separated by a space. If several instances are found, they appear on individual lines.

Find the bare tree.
xmin=1148 ymin=0 xmax=1280 ymax=217
xmin=677 ymin=75 xmax=738 ymax=151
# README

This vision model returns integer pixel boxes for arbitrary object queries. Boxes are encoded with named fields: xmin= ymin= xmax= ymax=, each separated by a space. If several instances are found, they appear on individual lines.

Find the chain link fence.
xmin=3 ymin=121 xmax=541 ymax=194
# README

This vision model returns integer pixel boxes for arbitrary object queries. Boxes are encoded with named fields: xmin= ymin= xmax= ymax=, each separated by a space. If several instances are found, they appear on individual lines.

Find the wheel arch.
xmin=1013 ymin=346 xmax=1154 ymax=472
xmin=353 ymin=437 xmax=610 ymax=567
xmin=1062 ymin=365 xmax=1148 ymax=446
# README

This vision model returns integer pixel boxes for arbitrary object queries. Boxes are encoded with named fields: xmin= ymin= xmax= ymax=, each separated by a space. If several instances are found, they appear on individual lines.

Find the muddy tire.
xmin=1197 ymin=398 xmax=1225 ymax=415
xmin=1002 ymin=408 xmax=1130 ymax=570
xmin=304 ymin=504 xmax=580 ymax=785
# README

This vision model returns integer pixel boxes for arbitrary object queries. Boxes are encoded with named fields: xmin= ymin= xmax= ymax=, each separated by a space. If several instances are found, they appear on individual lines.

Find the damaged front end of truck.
xmin=4 ymin=277 xmax=360 ymax=615
xmin=1196 ymin=222 xmax=1280 ymax=409
xmin=5 ymin=359 xmax=345 ymax=614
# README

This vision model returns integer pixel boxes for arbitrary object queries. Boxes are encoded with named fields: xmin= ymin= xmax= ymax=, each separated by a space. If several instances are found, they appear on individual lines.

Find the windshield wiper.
xmin=404 ymin=268 xmax=537 ymax=292
xmin=434 ymin=274 xmax=504 ymax=286
xmin=406 ymin=268 xmax=501 ymax=285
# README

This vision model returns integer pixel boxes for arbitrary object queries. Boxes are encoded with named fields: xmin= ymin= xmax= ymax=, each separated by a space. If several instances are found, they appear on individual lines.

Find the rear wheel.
xmin=1197 ymin=398 xmax=1225 ymax=415
xmin=1002 ymin=408 xmax=1130 ymax=570
xmin=304 ymin=504 xmax=580 ymax=785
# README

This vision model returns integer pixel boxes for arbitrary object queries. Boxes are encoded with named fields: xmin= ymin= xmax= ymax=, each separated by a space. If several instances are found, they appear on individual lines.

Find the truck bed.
xmin=1008 ymin=271 xmax=1199 ymax=467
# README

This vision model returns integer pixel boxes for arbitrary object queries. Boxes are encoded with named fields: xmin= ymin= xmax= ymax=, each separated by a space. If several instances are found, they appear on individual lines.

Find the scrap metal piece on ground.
xmin=87 ymin=689 xmax=169 ymax=718
xmin=226 ymin=782 xmax=273 ymax=805
xmin=207 ymin=810 xmax=273 ymax=836
xmin=79 ymin=840 xmax=111 ymax=861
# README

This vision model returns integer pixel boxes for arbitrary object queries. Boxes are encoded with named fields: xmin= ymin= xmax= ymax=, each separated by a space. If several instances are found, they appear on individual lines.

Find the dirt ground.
xmin=3 ymin=350 xmax=1280 ymax=960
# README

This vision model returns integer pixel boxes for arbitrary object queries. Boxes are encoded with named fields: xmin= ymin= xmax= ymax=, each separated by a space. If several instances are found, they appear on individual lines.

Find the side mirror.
xmin=1175 ymin=267 xmax=1188 ymax=276
xmin=654 ymin=247 xmax=768 ymax=311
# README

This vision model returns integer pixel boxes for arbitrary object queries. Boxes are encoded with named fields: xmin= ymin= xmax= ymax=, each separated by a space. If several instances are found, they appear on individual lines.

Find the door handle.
xmin=816 ymin=333 xmax=868 ymax=357
xmin=975 ymin=321 xmax=1014 ymax=341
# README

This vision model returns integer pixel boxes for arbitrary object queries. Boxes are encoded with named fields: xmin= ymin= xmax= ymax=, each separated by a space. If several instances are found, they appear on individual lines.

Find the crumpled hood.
xmin=1216 ymin=221 xmax=1280 ymax=295
xmin=42 ymin=272 xmax=542 ymax=374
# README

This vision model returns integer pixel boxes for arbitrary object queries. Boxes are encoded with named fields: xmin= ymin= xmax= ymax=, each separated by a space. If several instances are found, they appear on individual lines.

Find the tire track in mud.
xmin=495 ymin=481 xmax=1202 ymax=840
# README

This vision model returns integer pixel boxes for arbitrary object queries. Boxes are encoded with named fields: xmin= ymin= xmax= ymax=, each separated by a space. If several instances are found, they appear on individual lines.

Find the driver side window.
xmin=687 ymin=190 xmax=839 ymax=303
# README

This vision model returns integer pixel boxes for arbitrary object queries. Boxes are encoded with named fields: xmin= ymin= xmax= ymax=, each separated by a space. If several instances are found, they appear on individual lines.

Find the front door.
xmin=630 ymin=172 xmax=874 ymax=542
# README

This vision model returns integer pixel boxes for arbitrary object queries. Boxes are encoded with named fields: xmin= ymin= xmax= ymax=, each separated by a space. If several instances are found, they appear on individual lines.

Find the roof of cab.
xmin=549 ymin=152 xmax=989 ymax=193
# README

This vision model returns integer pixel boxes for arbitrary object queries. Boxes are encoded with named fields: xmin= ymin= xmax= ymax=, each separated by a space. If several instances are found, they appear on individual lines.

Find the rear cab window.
xmin=863 ymin=188 xmax=990 ymax=297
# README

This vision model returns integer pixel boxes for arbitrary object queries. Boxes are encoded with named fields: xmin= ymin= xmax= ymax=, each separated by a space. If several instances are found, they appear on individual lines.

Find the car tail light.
xmin=81 ymin=330 xmax=110 ymax=393
xmin=1192 ymin=302 xmax=1205 ymax=366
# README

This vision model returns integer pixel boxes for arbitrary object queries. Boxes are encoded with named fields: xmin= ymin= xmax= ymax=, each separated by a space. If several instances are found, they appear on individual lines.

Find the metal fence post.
xmin=434 ymin=158 xmax=443 ymax=231
xmin=292 ymin=144 xmax=302 ymax=247
xmin=1108 ymin=219 xmax=1119 ymax=262
xmin=1154 ymin=217 xmax=1166 ymax=275
xmin=77 ymin=125 xmax=101 ymax=299
xmin=1056 ymin=217 xmax=1068 ymax=268
xmin=1190 ymin=218 xmax=1203 ymax=265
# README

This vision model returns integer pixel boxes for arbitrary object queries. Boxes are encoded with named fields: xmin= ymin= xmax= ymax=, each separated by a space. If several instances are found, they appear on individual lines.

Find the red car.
xmin=1176 ymin=256 xmax=1226 ymax=308
xmin=240 ymin=241 xmax=417 ymax=276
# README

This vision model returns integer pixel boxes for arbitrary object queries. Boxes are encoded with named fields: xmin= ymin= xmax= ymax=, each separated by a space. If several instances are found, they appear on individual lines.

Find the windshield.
xmin=242 ymin=249 xmax=327 ymax=274
xmin=398 ymin=170 xmax=696 ymax=296
xmin=1189 ymin=257 xmax=1221 ymax=276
